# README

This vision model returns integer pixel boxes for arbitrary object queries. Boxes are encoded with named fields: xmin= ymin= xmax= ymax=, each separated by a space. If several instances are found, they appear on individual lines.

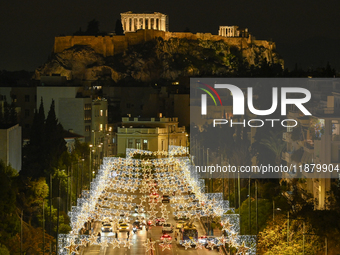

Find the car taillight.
xmin=161 ymin=237 xmax=164 ymax=240
xmin=169 ymin=237 xmax=172 ymax=240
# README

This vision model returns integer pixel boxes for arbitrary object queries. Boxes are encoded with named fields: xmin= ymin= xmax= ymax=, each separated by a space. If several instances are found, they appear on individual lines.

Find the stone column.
xmin=162 ymin=18 xmax=166 ymax=31
xmin=122 ymin=18 xmax=125 ymax=32
xmin=137 ymin=18 xmax=140 ymax=30
xmin=148 ymin=18 xmax=151 ymax=29
xmin=126 ymin=18 xmax=129 ymax=32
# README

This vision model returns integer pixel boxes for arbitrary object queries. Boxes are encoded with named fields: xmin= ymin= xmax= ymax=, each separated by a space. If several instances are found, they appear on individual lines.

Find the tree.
xmin=43 ymin=100 xmax=67 ymax=176
xmin=115 ymin=19 xmax=124 ymax=35
xmin=0 ymin=160 xmax=20 ymax=243
xmin=236 ymin=197 xmax=272 ymax=234
xmin=260 ymin=130 xmax=286 ymax=165
xmin=86 ymin=19 xmax=99 ymax=35
xmin=8 ymin=224 xmax=54 ymax=255
xmin=22 ymin=98 xmax=46 ymax=178
xmin=0 ymin=244 xmax=10 ymax=255
xmin=258 ymin=214 xmax=323 ymax=254
xmin=17 ymin=177 xmax=49 ymax=225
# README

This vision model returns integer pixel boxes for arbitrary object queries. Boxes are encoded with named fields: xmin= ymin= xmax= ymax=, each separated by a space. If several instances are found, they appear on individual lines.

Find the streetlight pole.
xmin=303 ymin=222 xmax=305 ymax=255
xmin=49 ymin=173 xmax=52 ymax=237
xmin=287 ymin=211 xmax=289 ymax=245
xmin=249 ymin=177 xmax=251 ymax=235
xmin=76 ymin=159 xmax=79 ymax=199
xmin=255 ymin=180 xmax=258 ymax=235
xmin=81 ymin=158 xmax=84 ymax=192
xmin=42 ymin=199 xmax=45 ymax=255
xmin=89 ymin=144 xmax=92 ymax=185
xmin=56 ymin=178 xmax=61 ymax=255
xmin=185 ymin=134 xmax=188 ymax=155
xmin=238 ymin=172 xmax=241 ymax=234
xmin=66 ymin=167 xmax=69 ymax=212
xmin=20 ymin=210 xmax=23 ymax=255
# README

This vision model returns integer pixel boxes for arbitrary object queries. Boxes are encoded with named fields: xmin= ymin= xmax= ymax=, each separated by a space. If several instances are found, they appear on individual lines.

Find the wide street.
xmin=80 ymin=190 xmax=221 ymax=255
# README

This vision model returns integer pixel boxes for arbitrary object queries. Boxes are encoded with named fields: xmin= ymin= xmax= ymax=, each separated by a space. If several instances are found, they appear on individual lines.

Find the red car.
xmin=150 ymin=192 xmax=159 ymax=198
xmin=160 ymin=233 xmax=172 ymax=241
xmin=156 ymin=218 xmax=166 ymax=226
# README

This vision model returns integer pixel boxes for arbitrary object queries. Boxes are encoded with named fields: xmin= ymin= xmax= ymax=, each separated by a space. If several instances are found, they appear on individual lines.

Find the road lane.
xmin=81 ymin=186 xmax=221 ymax=255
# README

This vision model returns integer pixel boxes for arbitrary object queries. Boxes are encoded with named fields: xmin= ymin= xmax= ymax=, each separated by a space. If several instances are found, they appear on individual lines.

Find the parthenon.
xmin=120 ymin=11 xmax=168 ymax=33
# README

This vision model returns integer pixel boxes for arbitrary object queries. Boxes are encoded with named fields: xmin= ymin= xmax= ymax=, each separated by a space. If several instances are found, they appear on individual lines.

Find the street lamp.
xmin=89 ymin=144 xmax=92 ymax=184
xmin=185 ymin=134 xmax=188 ymax=155
xmin=55 ymin=170 xmax=70 ymax=255
xmin=81 ymin=158 xmax=85 ymax=192
xmin=273 ymin=200 xmax=282 ymax=221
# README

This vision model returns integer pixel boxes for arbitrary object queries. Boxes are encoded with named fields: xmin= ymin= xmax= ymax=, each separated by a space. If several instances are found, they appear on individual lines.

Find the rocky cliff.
xmin=34 ymin=37 xmax=283 ymax=82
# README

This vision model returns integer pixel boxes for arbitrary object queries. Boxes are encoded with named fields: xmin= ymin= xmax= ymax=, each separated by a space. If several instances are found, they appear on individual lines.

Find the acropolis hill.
xmin=54 ymin=28 xmax=275 ymax=58
xmin=36 ymin=11 xmax=283 ymax=82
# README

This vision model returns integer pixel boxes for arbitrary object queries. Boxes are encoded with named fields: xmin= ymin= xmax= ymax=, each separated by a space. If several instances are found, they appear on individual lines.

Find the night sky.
xmin=1 ymin=0 xmax=340 ymax=71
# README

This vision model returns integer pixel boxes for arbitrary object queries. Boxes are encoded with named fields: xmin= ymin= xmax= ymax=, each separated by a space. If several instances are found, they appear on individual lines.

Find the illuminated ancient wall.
xmin=54 ymin=29 xmax=275 ymax=57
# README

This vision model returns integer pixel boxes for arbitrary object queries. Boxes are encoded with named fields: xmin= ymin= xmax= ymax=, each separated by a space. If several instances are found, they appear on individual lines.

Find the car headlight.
xmin=101 ymin=228 xmax=104 ymax=231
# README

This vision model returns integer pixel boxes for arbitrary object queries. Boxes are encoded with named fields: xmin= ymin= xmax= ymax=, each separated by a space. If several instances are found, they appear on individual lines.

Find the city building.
xmin=37 ymin=86 xmax=94 ymax=142
xmin=0 ymin=124 xmax=22 ymax=171
xmin=282 ymin=84 xmax=340 ymax=210
xmin=116 ymin=116 xmax=188 ymax=155
xmin=0 ymin=86 xmax=37 ymax=138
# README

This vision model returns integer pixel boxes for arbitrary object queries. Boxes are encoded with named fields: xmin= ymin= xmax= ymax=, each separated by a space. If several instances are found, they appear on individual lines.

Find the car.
xmin=162 ymin=195 xmax=170 ymax=203
xmin=118 ymin=223 xmax=130 ymax=232
xmin=156 ymin=218 xmax=166 ymax=226
xmin=162 ymin=223 xmax=174 ymax=233
xmin=150 ymin=192 xmax=159 ymax=198
xmin=136 ymin=216 xmax=146 ymax=225
xmin=174 ymin=214 xmax=189 ymax=220
xmin=101 ymin=222 xmax=113 ymax=232
xmin=132 ymin=220 xmax=143 ymax=229
xmin=176 ymin=220 xmax=186 ymax=229
xmin=160 ymin=233 xmax=172 ymax=241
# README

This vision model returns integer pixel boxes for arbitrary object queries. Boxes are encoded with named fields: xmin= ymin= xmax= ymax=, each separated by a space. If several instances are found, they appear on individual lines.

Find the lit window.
xmin=106 ymin=110 xmax=108 ymax=116
xmin=143 ymin=139 xmax=148 ymax=150
xmin=100 ymin=110 xmax=103 ymax=116
xmin=136 ymin=139 xmax=141 ymax=149
xmin=100 ymin=124 xmax=103 ymax=131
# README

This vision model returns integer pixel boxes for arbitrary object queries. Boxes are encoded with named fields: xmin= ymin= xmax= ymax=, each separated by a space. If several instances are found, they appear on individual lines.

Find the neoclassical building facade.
xmin=120 ymin=11 xmax=168 ymax=33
